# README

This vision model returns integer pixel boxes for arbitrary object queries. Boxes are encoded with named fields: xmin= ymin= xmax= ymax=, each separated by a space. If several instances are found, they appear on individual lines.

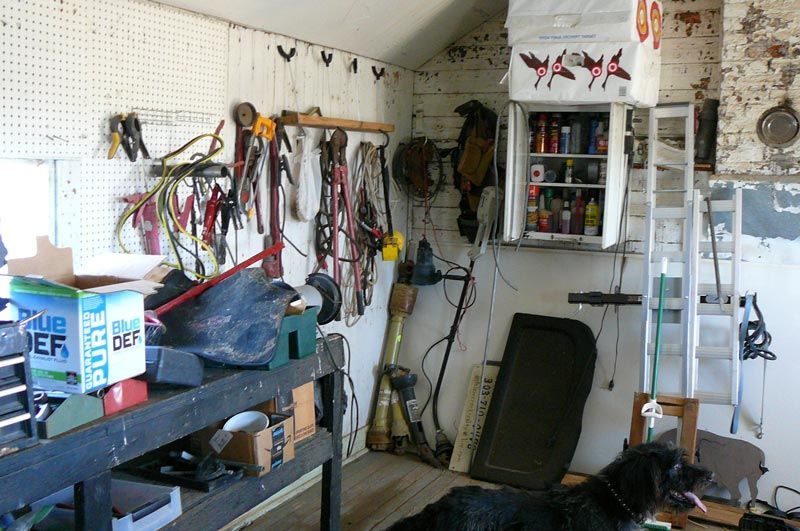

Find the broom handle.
xmin=647 ymin=258 xmax=669 ymax=442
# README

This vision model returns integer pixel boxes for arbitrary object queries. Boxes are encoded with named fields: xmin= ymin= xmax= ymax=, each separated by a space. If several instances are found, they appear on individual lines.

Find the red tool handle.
xmin=155 ymin=242 xmax=285 ymax=317
xmin=201 ymin=185 xmax=223 ymax=244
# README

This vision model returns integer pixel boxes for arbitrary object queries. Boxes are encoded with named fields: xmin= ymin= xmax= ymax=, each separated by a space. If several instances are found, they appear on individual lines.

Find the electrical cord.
xmin=419 ymin=336 xmax=449 ymax=417
xmin=741 ymin=295 xmax=775 ymax=361
xmin=317 ymin=326 xmax=360 ymax=458
xmin=116 ymin=133 xmax=224 ymax=280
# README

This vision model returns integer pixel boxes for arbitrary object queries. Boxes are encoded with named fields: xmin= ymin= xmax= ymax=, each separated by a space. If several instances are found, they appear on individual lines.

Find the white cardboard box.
xmin=3 ymin=238 xmax=158 ymax=393
xmin=506 ymin=0 xmax=664 ymax=50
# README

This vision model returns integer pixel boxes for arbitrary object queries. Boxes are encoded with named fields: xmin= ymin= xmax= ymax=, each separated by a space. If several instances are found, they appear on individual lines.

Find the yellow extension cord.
xmin=115 ymin=133 xmax=224 ymax=280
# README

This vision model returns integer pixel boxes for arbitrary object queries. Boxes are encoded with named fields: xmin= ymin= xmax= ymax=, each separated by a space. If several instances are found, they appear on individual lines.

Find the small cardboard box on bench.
xmin=208 ymin=413 xmax=295 ymax=477
xmin=4 ymin=238 xmax=161 ymax=394
xmin=263 ymin=381 xmax=316 ymax=443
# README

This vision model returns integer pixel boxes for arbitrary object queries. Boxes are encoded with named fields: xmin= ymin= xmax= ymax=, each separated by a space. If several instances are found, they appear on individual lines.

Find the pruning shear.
xmin=108 ymin=113 xmax=150 ymax=161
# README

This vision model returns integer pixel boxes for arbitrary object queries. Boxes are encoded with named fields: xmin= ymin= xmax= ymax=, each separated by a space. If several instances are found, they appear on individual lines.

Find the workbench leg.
xmin=320 ymin=369 xmax=343 ymax=531
xmin=74 ymin=470 xmax=112 ymax=531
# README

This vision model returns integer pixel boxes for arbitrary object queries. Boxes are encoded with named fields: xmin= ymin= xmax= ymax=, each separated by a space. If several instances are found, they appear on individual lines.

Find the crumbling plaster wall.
xmin=717 ymin=0 xmax=800 ymax=176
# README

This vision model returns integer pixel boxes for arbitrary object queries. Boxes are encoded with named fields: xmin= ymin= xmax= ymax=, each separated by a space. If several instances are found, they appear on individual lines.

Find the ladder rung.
xmin=700 ymin=200 xmax=735 ymax=213
xmin=654 ymin=189 xmax=689 ymax=193
xmin=652 ymin=251 xmax=685 ymax=263
xmin=697 ymin=283 xmax=734 ymax=297
xmin=649 ymin=297 xmax=685 ymax=310
xmin=697 ymin=346 xmax=734 ymax=359
xmin=647 ymin=343 xmax=683 ymax=356
xmin=654 ymin=106 xmax=694 ymax=119
xmin=699 ymin=241 xmax=734 ymax=253
xmin=654 ymin=162 xmax=688 ymax=167
xmin=694 ymin=391 xmax=732 ymax=405
xmin=646 ymin=344 xmax=733 ymax=359
xmin=652 ymin=207 xmax=687 ymax=219
xmin=697 ymin=302 xmax=736 ymax=316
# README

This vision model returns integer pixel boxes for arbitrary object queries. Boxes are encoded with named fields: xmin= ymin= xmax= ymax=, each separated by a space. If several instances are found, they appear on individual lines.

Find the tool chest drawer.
xmin=0 ymin=321 xmax=38 ymax=455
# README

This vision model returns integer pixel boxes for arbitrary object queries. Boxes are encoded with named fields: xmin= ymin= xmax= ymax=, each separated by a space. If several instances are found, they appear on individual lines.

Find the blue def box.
xmin=3 ymin=238 xmax=148 ymax=394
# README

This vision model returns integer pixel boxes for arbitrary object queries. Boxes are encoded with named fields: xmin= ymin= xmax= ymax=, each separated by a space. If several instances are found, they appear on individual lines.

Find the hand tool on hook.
xmin=330 ymin=128 xmax=365 ymax=315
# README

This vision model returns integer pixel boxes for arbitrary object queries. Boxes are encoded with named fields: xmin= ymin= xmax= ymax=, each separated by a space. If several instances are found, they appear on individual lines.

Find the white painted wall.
xmin=0 ymin=0 xmax=414 ymax=440
xmin=400 ymin=242 xmax=800 ymax=499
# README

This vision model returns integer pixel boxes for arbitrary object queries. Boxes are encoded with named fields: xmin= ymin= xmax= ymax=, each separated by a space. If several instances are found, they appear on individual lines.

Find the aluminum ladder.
xmin=640 ymin=103 xmax=742 ymax=405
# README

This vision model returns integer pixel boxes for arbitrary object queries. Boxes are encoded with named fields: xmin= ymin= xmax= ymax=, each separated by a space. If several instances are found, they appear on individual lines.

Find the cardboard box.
xmin=215 ymin=413 xmax=295 ymax=477
xmin=263 ymin=381 xmax=316 ymax=443
xmin=3 ymin=238 xmax=161 ymax=394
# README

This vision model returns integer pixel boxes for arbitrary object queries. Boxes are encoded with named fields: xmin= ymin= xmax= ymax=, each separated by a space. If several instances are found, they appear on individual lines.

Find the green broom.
xmin=642 ymin=258 xmax=668 ymax=442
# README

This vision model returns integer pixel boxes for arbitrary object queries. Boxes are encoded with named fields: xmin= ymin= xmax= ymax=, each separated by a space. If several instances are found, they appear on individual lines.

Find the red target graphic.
xmin=651 ymin=2 xmax=663 ymax=49
xmin=637 ymin=0 xmax=650 ymax=42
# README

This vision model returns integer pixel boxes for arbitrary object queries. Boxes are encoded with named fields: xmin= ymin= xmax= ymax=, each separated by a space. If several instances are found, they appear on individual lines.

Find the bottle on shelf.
xmin=548 ymin=114 xmax=561 ymax=154
xmin=572 ymin=189 xmax=585 ymax=235
xmin=559 ymin=126 xmax=571 ymax=154
xmin=564 ymin=159 xmax=574 ymax=184
xmin=570 ymin=116 xmax=583 ymax=154
xmin=598 ymin=161 xmax=607 ymax=185
xmin=526 ymin=185 xmax=540 ymax=232
xmin=584 ymin=197 xmax=600 ymax=236
xmin=551 ymin=193 xmax=564 ymax=233
xmin=531 ymin=158 xmax=545 ymax=183
xmin=538 ymin=193 xmax=552 ymax=233
xmin=561 ymin=200 xmax=572 ymax=234
xmin=534 ymin=114 xmax=548 ymax=153
xmin=596 ymin=119 xmax=609 ymax=155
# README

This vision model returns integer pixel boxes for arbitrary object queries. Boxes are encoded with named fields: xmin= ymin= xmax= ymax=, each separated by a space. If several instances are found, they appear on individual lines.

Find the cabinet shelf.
xmin=523 ymin=232 xmax=604 ymax=245
xmin=531 ymin=182 xmax=605 ymax=189
xmin=530 ymin=153 xmax=608 ymax=160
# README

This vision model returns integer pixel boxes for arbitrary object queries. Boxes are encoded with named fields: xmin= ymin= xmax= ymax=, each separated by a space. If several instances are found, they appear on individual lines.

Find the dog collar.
xmin=598 ymin=477 xmax=645 ymax=526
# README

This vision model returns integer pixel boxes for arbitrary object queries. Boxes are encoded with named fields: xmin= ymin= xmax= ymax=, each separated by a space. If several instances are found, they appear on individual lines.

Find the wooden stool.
xmin=629 ymin=392 xmax=699 ymax=529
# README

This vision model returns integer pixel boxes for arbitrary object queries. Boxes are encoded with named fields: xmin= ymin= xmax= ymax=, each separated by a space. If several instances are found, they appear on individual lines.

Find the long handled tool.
xmin=642 ymin=257 xmax=668 ymax=442
xmin=330 ymin=128 xmax=366 ymax=315
xmin=378 ymin=133 xmax=403 ymax=261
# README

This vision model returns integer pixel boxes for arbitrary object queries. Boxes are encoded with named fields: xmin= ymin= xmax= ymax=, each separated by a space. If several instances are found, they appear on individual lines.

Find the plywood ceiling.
xmin=157 ymin=0 xmax=505 ymax=69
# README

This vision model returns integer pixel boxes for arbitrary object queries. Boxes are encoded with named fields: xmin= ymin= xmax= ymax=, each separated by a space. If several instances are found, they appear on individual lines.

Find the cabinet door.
xmin=601 ymin=103 xmax=629 ymax=248
xmin=503 ymin=103 xmax=529 ymax=242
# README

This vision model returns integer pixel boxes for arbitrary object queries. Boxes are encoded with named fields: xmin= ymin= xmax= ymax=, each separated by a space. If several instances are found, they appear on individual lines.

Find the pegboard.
xmin=0 ymin=0 xmax=229 ymax=266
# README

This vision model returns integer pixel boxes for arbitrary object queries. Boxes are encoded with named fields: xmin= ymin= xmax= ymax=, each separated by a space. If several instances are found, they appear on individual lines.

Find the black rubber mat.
xmin=471 ymin=313 xmax=597 ymax=489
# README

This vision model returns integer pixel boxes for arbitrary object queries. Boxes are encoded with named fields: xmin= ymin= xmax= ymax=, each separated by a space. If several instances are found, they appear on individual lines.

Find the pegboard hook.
xmin=278 ymin=45 xmax=296 ymax=63
xmin=372 ymin=66 xmax=386 ymax=80
xmin=321 ymin=51 xmax=334 ymax=67
xmin=351 ymin=58 xmax=358 ymax=74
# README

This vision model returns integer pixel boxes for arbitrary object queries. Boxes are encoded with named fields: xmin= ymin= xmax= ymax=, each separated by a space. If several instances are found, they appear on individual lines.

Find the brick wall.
xmin=717 ymin=0 xmax=800 ymax=175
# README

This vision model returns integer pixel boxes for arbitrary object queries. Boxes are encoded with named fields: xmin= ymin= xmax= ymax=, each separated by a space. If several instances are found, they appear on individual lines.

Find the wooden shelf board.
xmin=282 ymin=113 xmax=394 ymax=133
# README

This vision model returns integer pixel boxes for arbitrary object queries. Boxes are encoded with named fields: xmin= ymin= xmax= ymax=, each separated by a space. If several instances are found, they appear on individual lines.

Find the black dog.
xmin=389 ymin=442 xmax=712 ymax=531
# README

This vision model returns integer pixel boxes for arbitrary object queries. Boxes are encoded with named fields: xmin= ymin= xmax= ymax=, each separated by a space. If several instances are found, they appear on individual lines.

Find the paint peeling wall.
xmin=717 ymin=0 xmax=800 ymax=175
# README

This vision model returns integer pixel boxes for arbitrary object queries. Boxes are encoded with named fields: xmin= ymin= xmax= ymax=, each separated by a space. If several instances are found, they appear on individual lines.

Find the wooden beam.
xmin=282 ymin=113 xmax=395 ymax=134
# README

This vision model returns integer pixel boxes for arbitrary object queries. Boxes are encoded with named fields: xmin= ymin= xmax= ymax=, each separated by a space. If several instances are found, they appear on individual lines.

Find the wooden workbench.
xmin=0 ymin=337 xmax=344 ymax=531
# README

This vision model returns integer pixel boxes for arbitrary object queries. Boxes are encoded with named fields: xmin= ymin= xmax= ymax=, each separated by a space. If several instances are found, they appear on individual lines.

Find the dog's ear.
xmin=611 ymin=447 xmax=663 ymax=516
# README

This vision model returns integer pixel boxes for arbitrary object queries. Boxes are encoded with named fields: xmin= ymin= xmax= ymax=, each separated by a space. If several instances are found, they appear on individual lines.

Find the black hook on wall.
xmin=321 ymin=51 xmax=334 ymax=67
xmin=351 ymin=58 xmax=358 ymax=74
xmin=277 ymin=45 xmax=296 ymax=63
xmin=372 ymin=66 xmax=386 ymax=80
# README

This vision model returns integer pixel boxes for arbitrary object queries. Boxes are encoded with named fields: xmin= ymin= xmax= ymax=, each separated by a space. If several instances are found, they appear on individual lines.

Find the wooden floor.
xmin=246 ymin=451 xmax=729 ymax=530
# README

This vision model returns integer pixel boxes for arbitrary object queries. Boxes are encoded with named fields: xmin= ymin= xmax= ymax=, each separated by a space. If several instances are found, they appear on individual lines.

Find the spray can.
xmin=564 ymin=159 xmax=574 ymax=184
xmin=584 ymin=197 xmax=600 ymax=236
xmin=572 ymin=190 xmax=585 ymax=235
xmin=559 ymin=126 xmax=571 ymax=154
xmin=548 ymin=115 xmax=560 ymax=154
xmin=534 ymin=114 xmax=548 ymax=153
xmin=588 ymin=117 xmax=599 ymax=155
xmin=526 ymin=185 xmax=540 ymax=232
